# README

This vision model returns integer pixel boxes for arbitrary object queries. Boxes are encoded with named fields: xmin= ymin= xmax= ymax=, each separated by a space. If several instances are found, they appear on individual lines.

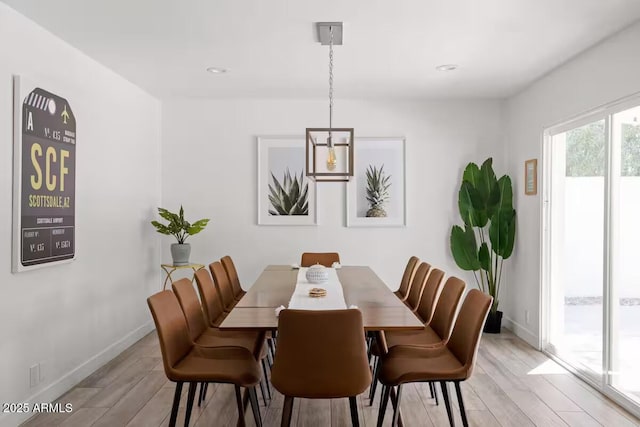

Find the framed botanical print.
xmin=346 ymin=137 xmax=406 ymax=227
xmin=257 ymin=136 xmax=317 ymax=225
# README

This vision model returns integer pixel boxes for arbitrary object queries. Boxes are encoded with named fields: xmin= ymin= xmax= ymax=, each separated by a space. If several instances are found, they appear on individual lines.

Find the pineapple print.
xmin=365 ymin=164 xmax=391 ymax=217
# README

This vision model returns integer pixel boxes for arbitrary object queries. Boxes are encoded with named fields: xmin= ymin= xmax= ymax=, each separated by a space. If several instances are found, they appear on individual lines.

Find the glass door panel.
xmin=610 ymin=106 xmax=640 ymax=404
xmin=547 ymin=119 xmax=605 ymax=378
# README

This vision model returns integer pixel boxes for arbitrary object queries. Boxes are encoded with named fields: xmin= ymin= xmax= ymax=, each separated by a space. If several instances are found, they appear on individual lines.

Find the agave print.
xmin=268 ymin=168 xmax=309 ymax=215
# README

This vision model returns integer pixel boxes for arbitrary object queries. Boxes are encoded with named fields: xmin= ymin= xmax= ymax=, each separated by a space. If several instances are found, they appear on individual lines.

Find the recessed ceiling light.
xmin=435 ymin=64 xmax=458 ymax=72
xmin=206 ymin=67 xmax=227 ymax=74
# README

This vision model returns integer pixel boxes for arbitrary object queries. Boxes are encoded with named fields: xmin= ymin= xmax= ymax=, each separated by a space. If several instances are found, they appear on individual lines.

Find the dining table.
xmin=218 ymin=265 xmax=425 ymax=332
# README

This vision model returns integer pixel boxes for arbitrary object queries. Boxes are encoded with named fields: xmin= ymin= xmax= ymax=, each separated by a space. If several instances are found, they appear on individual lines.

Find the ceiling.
xmin=4 ymin=0 xmax=640 ymax=99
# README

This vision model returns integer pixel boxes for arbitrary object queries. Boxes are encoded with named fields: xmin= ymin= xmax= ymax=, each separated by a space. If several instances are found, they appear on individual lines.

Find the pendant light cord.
xmin=328 ymin=25 xmax=334 ymax=146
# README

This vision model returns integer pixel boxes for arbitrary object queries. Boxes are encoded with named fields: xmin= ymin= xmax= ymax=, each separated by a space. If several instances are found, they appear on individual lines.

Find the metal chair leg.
xmin=369 ymin=356 xmax=380 ymax=405
xmin=391 ymin=384 xmax=403 ymax=427
xmin=261 ymin=358 xmax=272 ymax=400
xmin=281 ymin=396 xmax=294 ymax=427
xmin=168 ymin=382 xmax=183 ymax=427
xmin=454 ymin=382 xmax=469 ymax=427
xmin=235 ymin=385 xmax=247 ymax=427
xmin=184 ymin=382 xmax=197 ymax=427
xmin=349 ymin=396 xmax=360 ymax=427
xmin=376 ymin=385 xmax=391 ymax=427
xmin=440 ymin=381 xmax=455 ymax=427
xmin=249 ymin=386 xmax=263 ymax=427
xmin=431 ymin=381 xmax=439 ymax=405
xmin=259 ymin=377 xmax=268 ymax=406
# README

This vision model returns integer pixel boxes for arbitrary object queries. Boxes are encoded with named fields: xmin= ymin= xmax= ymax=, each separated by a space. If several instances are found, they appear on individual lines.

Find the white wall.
xmin=161 ymin=98 xmax=503 ymax=292
xmin=0 ymin=4 xmax=162 ymax=426
xmin=504 ymin=21 xmax=640 ymax=346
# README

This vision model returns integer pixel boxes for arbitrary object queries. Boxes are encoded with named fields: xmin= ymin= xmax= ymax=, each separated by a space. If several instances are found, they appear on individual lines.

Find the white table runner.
xmin=287 ymin=267 xmax=348 ymax=310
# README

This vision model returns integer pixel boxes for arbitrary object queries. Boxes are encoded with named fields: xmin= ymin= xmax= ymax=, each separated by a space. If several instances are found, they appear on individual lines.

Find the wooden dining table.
xmin=218 ymin=265 xmax=425 ymax=332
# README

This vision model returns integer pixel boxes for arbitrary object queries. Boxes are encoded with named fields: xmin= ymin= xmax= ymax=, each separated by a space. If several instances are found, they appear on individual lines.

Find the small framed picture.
xmin=525 ymin=159 xmax=537 ymax=195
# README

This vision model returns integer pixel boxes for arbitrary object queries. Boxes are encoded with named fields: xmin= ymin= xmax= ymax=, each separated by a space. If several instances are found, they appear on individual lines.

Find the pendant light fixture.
xmin=306 ymin=22 xmax=354 ymax=182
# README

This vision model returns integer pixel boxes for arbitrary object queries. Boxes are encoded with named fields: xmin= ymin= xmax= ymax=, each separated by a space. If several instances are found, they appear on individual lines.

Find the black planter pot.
xmin=483 ymin=310 xmax=503 ymax=334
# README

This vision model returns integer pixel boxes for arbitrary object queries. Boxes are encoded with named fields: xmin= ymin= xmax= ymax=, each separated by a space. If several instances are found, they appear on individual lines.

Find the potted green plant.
xmin=365 ymin=164 xmax=391 ymax=217
xmin=151 ymin=206 xmax=209 ymax=266
xmin=450 ymin=158 xmax=516 ymax=333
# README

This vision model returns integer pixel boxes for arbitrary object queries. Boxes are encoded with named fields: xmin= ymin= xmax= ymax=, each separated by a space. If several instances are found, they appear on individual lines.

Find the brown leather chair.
xmin=393 ymin=256 xmax=420 ymax=301
xmin=377 ymin=289 xmax=492 ymax=427
xmin=404 ymin=262 xmax=431 ymax=311
xmin=300 ymin=252 xmax=340 ymax=267
xmin=369 ymin=268 xmax=445 ymax=403
xmin=172 ymin=278 xmax=271 ymax=406
xmin=415 ymin=268 xmax=446 ymax=323
xmin=147 ymin=290 xmax=262 ymax=427
xmin=370 ymin=276 xmax=466 ymax=405
xmin=221 ymin=255 xmax=246 ymax=301
xmin=194 ymin=268 xmax=227 ymax=327
xmin=386 ymin=277 xmax=466 ymax=350
xmin=271 ymin=309 xmax=371 ymax=426
xmin=209 ymin=261 xmax=238 ymax=312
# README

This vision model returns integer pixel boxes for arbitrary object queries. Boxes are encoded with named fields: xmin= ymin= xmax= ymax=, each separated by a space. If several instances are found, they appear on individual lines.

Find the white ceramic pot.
xmin=306 ymin=264 xmax=329 ymax=284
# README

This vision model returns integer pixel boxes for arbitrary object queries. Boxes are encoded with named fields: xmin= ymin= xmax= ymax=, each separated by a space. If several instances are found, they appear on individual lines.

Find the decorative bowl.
xmin=306 ymin=264 xmax=329 ymax=284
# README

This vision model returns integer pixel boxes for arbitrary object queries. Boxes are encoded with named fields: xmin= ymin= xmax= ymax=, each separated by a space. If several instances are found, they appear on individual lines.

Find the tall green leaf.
xmin=478 ymin=243 xmax=491 ymax=272
xmin=495 ymin=175 xmax=514 ymax=214
xmin=450 ymin=225 xmax=481 ymax=271
xmin=458 ymin=181 xmax=484 ymax=226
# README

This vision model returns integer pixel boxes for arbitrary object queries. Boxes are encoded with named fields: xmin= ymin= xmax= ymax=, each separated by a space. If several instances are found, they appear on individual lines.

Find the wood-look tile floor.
xmin=22 ymin=330 xmax=640 ymax=427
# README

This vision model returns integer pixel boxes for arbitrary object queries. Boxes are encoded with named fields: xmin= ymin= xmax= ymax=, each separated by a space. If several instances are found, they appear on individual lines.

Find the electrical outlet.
xmin=525 ymin=310 xmax=530 ymax=325
xmin=29 ymin=364 xmax=39 ymax=388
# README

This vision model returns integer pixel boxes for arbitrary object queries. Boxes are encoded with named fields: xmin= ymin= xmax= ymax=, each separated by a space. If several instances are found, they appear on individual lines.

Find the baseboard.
xmin=502 ymin=316 xmax=540 ymax=349
xmin=1 ymin=321 xmax=154 ymax=427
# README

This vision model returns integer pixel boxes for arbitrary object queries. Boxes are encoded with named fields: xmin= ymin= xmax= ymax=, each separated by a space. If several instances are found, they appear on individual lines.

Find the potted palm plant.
xmin=151 ymin=206 xmax=209 ymax=266
xmin=450 ymin=158 xmax=516 ymax=333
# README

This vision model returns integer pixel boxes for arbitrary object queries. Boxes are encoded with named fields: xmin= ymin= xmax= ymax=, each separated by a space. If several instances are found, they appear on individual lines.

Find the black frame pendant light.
xmin=306 ymin=22 xmax=354 ymax=182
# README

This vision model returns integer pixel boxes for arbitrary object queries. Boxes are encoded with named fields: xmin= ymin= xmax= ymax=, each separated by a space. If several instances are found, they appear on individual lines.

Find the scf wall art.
xmin=12 ymin=76 xmax=76 ymax=272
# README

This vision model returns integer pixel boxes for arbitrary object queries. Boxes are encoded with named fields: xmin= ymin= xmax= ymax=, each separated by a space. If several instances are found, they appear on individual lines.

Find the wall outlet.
xmin=525 ymin=310 xmax=531 ymax=325
xmin=29 ymin=364 xmax=40 ymax=388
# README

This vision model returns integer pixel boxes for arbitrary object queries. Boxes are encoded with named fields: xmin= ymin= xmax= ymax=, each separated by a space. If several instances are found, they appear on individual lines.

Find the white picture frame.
xmin=257 ymin=136 xmax=317 ymax=226
xmin=346 ymin=137 xmax=406 ymax=227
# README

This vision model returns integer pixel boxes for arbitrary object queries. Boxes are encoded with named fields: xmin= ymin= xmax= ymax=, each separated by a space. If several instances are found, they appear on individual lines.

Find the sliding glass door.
xmin=609 ymin=105 xmax=640 ymax=405
xmin=544 ymin=99 xmax=640 ymax=416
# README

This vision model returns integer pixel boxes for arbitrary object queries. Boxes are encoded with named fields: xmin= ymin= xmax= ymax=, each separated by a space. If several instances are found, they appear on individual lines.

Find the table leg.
xmin=161 ymin=266 xmax=175 ymax=291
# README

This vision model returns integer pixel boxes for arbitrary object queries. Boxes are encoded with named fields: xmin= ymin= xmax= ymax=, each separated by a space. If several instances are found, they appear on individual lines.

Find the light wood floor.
xmin=22 ymin=330 xmax=640 ymax=427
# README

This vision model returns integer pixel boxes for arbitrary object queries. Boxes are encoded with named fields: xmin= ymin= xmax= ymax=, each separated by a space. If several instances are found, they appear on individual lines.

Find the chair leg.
xmin=235 ymin=385 xmax=247 ymax=427
xmin=349 ymin=396 xmax=360 ymax=427
xmin=184 ymin=382 xmax=197 ymax=427
xmin=261 ymin=358 xmax=272 ymax=400
xmin=391 ymin=384 xmax=403 ymax=427
xmin=431 ymin=382 xmax=439 ymax=405
xmin=168 ymin=382 xmax=183 ymax=427
xmin=376 ymin=385 xmax=391 ymax=427
xmin=259 ymin=378 xmax=268 ymax=406
xmin=440 ymin=381 xmax=455 ymax=427
xmin=249 ymin=386 xmax=263 ymax=427
xmin=454 ymin=382 xmax=469 ymax=427
xmin=281 ymin=396 xmax=294 ymax=427
xmin=267 ymin=337 xmax=276 ymax=359
xmin=369 ymin=356 xmax=380 ymax=405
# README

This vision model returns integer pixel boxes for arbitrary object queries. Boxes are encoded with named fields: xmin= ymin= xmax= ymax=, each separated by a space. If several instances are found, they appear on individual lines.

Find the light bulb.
xmin=327 ymin=147 xmax=337 ymax=171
